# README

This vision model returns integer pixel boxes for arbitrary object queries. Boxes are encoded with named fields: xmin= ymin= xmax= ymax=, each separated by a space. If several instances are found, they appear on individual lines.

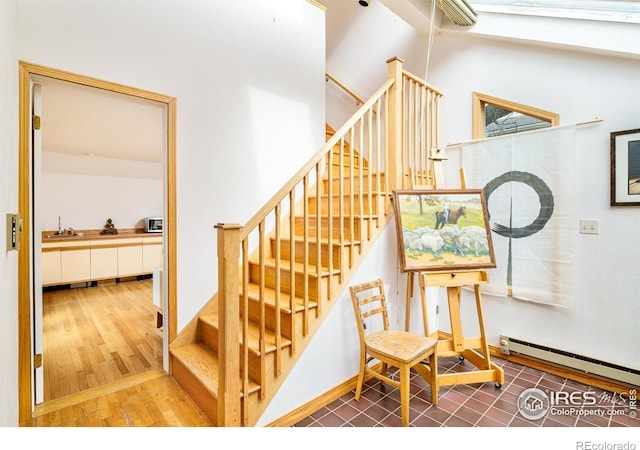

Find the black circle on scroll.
xmin=483 ymin=171 xmax=554 ymax=239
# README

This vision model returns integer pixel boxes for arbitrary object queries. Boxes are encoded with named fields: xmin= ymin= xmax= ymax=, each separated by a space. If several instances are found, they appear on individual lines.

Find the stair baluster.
xmin=170 ymin=57 xmax=444 ymax=427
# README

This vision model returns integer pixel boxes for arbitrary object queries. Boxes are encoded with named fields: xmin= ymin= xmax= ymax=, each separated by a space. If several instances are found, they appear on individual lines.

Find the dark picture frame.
xmin=392 ymin=189 xmax=496 ymax=273
xmin=611 ymin=128 xmax=640 ymax=206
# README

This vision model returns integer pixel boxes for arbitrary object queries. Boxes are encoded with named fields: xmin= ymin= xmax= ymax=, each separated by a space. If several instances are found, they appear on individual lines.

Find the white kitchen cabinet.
xmin=60 ymin=249 xmax=91 ymax=283
xmin=117 ymin=242 xmax=144 ymax=276
xmin=42 ymin=233 xmax=162 ymax=287
xmin=90 ymin=246 xmax=118 ymax=280
xmin=142 ymin=236 xmax=163 ymax=273
xmin=42 ymin=250 xmax=62 ymax=286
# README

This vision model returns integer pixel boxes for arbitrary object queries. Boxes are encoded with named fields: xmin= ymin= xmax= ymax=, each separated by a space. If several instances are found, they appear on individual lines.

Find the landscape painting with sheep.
xmin=392 ymin=189 xmax=497 ymax=272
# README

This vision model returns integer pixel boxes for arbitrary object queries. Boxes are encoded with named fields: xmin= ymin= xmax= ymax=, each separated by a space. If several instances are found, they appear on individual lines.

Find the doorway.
xmin=18 ymin=62 xmax=177 ymax=422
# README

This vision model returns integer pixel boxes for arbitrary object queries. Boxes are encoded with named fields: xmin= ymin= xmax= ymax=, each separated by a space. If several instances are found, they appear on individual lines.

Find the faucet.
xmin=58 ymin=216 xmax=62 ymax=235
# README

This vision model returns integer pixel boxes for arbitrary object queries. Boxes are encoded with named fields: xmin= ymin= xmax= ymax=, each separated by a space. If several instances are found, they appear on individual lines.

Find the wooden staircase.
xmin=169 ymin=125 xmax=391 ymax=426
xmin=168 ymin=58 xmax=443 ymax=426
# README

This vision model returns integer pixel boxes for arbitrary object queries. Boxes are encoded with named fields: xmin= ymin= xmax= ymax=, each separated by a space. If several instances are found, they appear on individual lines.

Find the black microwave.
xmin=145 ymin=217 xmax=163 ymax=233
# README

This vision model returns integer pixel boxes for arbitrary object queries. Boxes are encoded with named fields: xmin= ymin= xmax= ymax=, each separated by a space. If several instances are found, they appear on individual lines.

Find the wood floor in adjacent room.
xmin=25 ymin=279 xmax=212 ymax=427
xmin=43 ymin=279 xmax=163 ymax=400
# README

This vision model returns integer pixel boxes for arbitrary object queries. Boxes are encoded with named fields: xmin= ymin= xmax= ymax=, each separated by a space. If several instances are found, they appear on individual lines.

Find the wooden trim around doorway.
xmin=17 ymin=61 xmax=177 ymax=424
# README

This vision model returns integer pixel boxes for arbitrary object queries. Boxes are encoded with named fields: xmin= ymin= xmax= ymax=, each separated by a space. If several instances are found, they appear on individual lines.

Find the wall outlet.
xmin=579 ymin=219 xmax=599 ymax=234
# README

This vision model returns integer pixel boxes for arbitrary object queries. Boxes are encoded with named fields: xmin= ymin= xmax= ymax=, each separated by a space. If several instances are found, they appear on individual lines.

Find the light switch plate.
xmin=6 ymin=213 xmax=22 ymax=251
xmin=579 ymin=219 xmax=599 ymax=234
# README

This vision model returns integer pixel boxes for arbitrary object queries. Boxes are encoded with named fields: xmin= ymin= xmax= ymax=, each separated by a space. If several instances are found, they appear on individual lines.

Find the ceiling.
xmin=35 ymin=75 xmax=165 ymax=164
xmin=382 ymin=0 xmax=640 ymax=32
xmin=35 ymin=0 xmax=635 ymax=171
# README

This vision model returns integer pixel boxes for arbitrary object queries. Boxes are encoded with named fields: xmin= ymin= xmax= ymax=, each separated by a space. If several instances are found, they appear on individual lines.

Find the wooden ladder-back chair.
xmin=349 ymin=279 xmax=439 ymax=426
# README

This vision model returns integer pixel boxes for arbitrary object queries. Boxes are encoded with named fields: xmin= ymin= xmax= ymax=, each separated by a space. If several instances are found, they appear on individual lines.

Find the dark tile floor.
xmin=293 ymin=356 xmax=639 ymax=428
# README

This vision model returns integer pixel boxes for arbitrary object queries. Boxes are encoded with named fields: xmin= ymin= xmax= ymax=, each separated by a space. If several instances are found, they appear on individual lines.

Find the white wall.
xmin=0 ymin=0 xmax=19 ymax=428
xmin=321 ymin=0 xmax=430 ymax=129
xmin=7 ymin=0 xmax=637 ymax=429
xmin=16 ymin=0 xmax=326 ymax=332
xmin=429 ymin=29 xmax=640 ymax=369
xmin=271 ymin=6 xmax=640 ymax=425
xmin=40 ymin=170 xmax=162 ymax=231
xmin=258 ymin=1 xmax=437 ymax=425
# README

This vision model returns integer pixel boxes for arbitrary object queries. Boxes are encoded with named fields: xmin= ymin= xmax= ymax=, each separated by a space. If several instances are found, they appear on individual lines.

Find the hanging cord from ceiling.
xmin=415 ymin=0 xmax=439 ymax=162
xmin=425 ymin=0 xmax=437 ymax=83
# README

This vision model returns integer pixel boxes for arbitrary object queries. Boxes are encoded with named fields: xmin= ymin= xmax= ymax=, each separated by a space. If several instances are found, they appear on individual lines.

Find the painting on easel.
xmin=392 ymin=189 xmax=496 ymax=272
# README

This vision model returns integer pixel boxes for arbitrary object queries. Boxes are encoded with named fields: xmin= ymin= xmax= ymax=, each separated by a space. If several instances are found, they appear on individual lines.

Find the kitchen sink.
xmin=46 ymin=232 xmax=82 ymax=238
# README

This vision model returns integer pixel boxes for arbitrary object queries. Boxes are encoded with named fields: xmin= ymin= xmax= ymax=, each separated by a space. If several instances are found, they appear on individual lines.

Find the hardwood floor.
xmin=25 ymin=370 xmax=212 ymax=427
xmin=25 ymin=279 xmax=212 ymax=427
xmin=43 ymin=278 xmax=162 ymax=400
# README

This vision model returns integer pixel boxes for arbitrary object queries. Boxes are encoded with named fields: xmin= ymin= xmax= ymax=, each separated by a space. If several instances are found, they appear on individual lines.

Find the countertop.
xmin=41 ymin=228 xmax=162 ymax=243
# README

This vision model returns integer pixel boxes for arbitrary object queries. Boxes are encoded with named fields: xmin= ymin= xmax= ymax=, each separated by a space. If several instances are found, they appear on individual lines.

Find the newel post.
xmin=386 ymin=56 xmax=404 ymax=190
xmin=215 ymin=223 xmax=241 ymax=426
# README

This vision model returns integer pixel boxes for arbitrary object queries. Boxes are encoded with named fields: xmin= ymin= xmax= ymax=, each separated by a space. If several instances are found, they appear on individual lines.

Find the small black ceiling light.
xmin=359 ymin=0 xmax=370 ymax=6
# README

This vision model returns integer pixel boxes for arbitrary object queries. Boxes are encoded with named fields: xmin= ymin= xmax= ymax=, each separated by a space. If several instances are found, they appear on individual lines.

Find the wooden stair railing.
xmin=326 ymin=71 xmax=369 ymax=111
xmin=169 ymin=57 xmax=444 ymax=427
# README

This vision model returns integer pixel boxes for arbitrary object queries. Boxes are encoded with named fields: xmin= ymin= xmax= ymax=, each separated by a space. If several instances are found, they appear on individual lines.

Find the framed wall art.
xmin=392 ymin=189 xmax=496 ymax=272
xmin=611 ymin=128 xmax=640 ymax=206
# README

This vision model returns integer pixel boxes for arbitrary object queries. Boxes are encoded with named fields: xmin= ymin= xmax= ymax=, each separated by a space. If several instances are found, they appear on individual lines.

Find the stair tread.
xmin=307 ymin=192 xmax=387 ymax=200
xmin=270 ymin=235 xmax=359 ymax=247
xmin=295 ymin=213 xmax=379 ymax=219
xmin=322 ymin=170 xmax=384 ymax=178
xmin=200 ymin=312 xmax=292 ymax=356
xmin=241 ymin=283 xmax=318 ymax=313
xmin=248 ymin=257 xmax=340 ymax=277
xmin=171 ymin=343 xmax=261 ymax=397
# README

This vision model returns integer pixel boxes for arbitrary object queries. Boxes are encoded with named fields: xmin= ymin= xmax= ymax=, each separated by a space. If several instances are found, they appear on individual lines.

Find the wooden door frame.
xmin=17 ymin=61 xmax=178 ymax=423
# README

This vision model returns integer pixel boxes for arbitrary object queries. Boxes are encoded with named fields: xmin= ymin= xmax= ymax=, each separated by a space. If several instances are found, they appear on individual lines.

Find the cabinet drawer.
xmin=91 ymin=247 xmax=118 ymax=280
xmin=61 ymin=249 xmax=91 ymax=283
xmin=118 ymin=245 xmax=143 ymax=276
xmin=143 ymin=244 xmax=163 ymax=273
xmin=42 ymin=251 xmax=62 ymax=286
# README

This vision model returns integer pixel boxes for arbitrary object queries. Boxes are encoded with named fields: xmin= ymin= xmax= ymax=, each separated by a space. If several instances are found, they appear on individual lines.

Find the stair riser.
xmin=248 ymin=263 xmax=332 ymax=302
xmin=200 ymin=320 xmax=218 ymax=352
xmin=324 ymin=164 xmax=364 ymax=177
xmin=271 ymin=237 xmax=342 ymax=268
xmin=198 ymin=319 xmax=269 ymax=388
xmin=328 ymin=155 xmax=364 ymax=169
xmin=322 ymin=174 xmax=385 ymax=194
xmin=245 ymin=301 xmax=294 ymax=339
xmin=170 ymin=354 xmax=218 ymax=424
xmin=308 ymin=195 xmax=379 ymax=215
xmin=294 ymin=216 xmax=370 ymax=240
xmin=200 ymin=314 xmax=292 ymax=352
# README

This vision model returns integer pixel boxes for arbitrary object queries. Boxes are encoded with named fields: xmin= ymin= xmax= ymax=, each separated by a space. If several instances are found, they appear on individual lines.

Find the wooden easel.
xmin=404 ymin=148 xmax=505 ymax=389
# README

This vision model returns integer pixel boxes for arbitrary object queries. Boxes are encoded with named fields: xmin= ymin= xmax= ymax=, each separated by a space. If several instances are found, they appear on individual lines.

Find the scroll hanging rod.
xmin=446 ymin=118 xmax=604 ymax=149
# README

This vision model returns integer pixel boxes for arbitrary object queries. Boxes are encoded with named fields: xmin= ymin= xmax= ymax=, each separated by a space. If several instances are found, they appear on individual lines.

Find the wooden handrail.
xmin=325 ymin=71 xmax=367 ymax=107
xmin=214 ymin=57 xmax=444 ymax=426
xmin=240 ymin=78 xmax=394 ymax=240
xmin=402 ymin=69 xmax=444 ymax=97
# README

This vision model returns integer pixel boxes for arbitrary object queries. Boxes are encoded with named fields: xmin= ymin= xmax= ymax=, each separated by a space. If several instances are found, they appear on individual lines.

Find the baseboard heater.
xmin=499 ymin=336 xmax=640 ymax=387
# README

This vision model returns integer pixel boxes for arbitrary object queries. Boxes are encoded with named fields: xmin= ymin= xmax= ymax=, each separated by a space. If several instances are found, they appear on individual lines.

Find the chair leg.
xmin=430 ymin=351 xmax=439 ymax=405
xmin=354 ymin=354 xmax=366 ymax=401
xmin=399 ymin=365 xmax=410 ymax=427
